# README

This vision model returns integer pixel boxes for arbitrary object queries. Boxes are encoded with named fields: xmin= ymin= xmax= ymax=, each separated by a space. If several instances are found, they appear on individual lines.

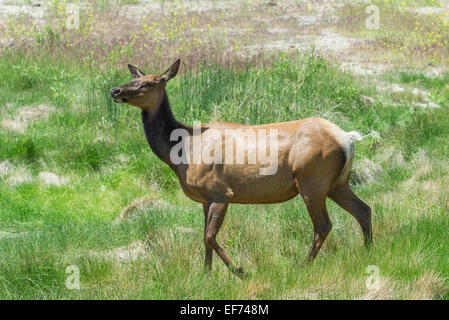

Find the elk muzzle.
xmin=110 ymin=87 xmax=121 ymax=98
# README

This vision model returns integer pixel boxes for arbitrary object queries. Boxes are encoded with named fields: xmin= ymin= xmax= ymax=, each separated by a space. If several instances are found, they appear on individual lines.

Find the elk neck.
xmin=141 ymin=90 xmax=188 ymax=169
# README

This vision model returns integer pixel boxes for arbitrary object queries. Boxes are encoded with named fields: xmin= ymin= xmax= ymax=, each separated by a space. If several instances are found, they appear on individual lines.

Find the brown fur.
xmin=111 ymin=59 xmax=372 ymax=278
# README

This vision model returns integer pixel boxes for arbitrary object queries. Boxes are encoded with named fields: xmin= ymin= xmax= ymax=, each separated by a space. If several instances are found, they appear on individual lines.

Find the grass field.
xmin=0 ymin=0 xmax=448 ymax=299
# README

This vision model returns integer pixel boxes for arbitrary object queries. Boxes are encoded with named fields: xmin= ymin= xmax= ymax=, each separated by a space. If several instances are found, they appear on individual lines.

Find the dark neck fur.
xmin=141 ymin=91 xmax=186 ymax=168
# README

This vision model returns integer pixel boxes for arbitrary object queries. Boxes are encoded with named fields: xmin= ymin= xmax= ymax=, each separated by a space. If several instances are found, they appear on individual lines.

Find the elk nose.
xmin=110 ymin=87 xmax=121 ymax=97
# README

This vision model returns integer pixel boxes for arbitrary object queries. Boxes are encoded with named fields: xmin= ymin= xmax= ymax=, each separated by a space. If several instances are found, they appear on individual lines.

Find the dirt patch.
xmin=89 ymin=241 xmax=150 ymax=263
xmin=414 ymin=101 xmax=441 ymax=109
xmin=267 ymin=28 xmax=289 ymax=35
xmin=0 ymin=230 xmax=28 ymax=240
xmin=0 ymin=1 xmax=47 ymax=24
xmin=314 ymin=30 xmax=357 ymax=54
xmin=279 ymin=14 xmax=322 ymax=27
xmin=341 ymin=62 xmax=387 ymax=76
xmin=7 ymin=170 xmax=32 ymax=186
xmin=16 ymin=104 xmax=54 ymax=121
xmin=377 ymin=83 xmax=431 ymax=97
xmin=1 ymin=160 xmax=34 ymax=186
xmin=411 ymin=87 xmax=429 ymax=98
xmin=375 ymin=83 xmax=440 ymax=108
xmin=2 ymin=162 xmax=67 ymax=187
xmin=0 ymin=160 xmax=14 ymax=177
xmin=38 ymin=171 xmax=68 ymax=186
xmin=119 ymin=0 xmax=243 ymax=18
xmin=412 ymin=149 xmax=429 ymax=165
xmin=410 ymin=7 xmax=449 ymax=15
xmin=425 ymin=67 xmax=444 ymax=77
xmin=1 ymin=105 xmax=55 ymax=133
xmin=93 ymin=134 xmax=113 ymax=144
xmin=360 ymin=277 xmax=396 ymax=300
xmin=115 ymin=154 xmax=130 ymax=164
xmin=175 ymin=226 xmax=196 ymax=234
xmin=244 ymin=29 xmax=358 ymax=57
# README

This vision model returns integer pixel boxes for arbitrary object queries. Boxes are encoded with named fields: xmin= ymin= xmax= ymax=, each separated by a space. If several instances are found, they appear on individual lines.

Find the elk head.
xmin=110 ymin=59 xmax=180 ymax=110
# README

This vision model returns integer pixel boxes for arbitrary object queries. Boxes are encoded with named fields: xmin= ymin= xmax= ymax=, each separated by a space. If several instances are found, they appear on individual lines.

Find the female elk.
xmin=111 ymin=59 xmax=372 ymax=278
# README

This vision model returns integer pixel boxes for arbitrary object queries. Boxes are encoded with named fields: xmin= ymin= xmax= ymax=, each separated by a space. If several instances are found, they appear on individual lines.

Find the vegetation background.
xmin=0 ymin=0 xmax=448 ymax=299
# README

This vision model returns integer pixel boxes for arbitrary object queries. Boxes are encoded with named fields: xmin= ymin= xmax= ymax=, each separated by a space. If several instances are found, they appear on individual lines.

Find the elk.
xmin=110 ymin=59 xmax=372 ymax=278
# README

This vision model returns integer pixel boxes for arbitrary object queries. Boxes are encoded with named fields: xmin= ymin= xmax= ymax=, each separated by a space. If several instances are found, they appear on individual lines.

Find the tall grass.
xmin=0 ymin=50 xmax=448 ymax=299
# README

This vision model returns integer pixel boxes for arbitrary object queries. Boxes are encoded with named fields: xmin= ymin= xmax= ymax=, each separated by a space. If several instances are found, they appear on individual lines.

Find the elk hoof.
xmin=204 ymin=265 xmax=212 ymax=273
xmin=231 ymin=266 xmax=248 ymax=279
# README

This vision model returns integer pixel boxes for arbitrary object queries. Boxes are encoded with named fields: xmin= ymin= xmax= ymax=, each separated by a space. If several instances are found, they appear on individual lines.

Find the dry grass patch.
xmin=88 ymin=241 xmax=150 ymax=264
xmin=1 ymin=105 xmax=55 ymax=133
xmin=409 ymin=270 xmax=447 ymax=300
xmin=38 ymin=171 xmax=68 ymax=186
xmin=118 ymin=195 xmax=171 ymax=220
xmin=361 ymin=277 xmax=397 ymax=300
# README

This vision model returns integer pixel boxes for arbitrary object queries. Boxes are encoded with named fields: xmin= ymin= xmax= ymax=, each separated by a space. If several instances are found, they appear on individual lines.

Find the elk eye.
xmin=143 ymin=82 xmax=153 ymax=88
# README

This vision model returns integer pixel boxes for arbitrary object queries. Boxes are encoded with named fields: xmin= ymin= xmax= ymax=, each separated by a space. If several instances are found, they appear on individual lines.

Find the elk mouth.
xmin=112 ymin=97 xmax=126 ymax=103
xmin=110 ymin=86 xmax=127 ymax=103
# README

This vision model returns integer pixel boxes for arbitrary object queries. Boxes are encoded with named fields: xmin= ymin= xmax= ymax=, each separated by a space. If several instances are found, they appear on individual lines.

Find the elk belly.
xmin=225 ymin=164 xmax=299 ymax=204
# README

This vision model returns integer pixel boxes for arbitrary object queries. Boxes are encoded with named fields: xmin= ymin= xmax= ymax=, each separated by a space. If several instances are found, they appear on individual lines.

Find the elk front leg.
xmin=203 ymin=203 xmax=213 ymax=270
xmin=204 ymin=201 xmax=247 ymax=279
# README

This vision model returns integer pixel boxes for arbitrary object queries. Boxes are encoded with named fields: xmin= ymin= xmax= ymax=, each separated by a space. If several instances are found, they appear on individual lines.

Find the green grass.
xmin=0 ymin=49 xmax=448 ymax=299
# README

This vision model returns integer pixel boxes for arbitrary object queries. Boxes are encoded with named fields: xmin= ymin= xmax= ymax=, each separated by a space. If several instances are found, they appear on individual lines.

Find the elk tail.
xmin=334 ymin=130 xmax=362 ymax=187
xmin=346 ymin=131 xmax=363 ymax=141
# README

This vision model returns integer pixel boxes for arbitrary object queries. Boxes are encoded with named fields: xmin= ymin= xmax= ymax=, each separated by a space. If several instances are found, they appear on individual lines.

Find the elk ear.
xmin=128 ymin=64 xmax=145 ymax=79
xmin=160 ymin=59 xmax=180 ymax=82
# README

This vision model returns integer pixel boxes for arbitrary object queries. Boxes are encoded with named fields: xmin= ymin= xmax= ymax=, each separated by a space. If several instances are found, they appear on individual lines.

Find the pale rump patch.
xmin=325 ymin=121 xmax=358 ymax=169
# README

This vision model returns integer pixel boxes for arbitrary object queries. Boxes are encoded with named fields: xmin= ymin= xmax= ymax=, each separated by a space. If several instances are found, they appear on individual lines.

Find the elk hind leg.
xmin=329 ymin=184 xmax=372 ymax=247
